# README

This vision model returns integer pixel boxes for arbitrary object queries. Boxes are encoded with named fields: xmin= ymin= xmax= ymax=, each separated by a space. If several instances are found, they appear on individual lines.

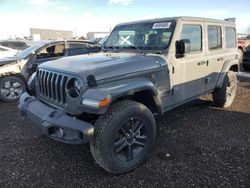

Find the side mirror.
xmin=102 ymin=41 xmax=107 ymax=47
xmin=176 ymin=39 xmax=191 ymax=57
xmin=101 ymin=41 xmax=107 ymax=51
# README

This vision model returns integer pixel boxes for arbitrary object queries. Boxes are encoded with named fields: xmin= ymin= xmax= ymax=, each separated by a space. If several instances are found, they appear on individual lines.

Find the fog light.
xmin=55 ymin=127 xmax=64 ymax=138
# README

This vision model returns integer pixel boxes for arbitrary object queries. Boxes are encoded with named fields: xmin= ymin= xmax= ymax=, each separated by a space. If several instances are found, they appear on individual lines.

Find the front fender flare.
xmin=81 ymin=78 xmax=160 ymax=114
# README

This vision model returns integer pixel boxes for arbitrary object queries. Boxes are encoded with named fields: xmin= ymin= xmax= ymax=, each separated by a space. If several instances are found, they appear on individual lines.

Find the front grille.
xmin=37 ymin=69 xmax=68 ymax=104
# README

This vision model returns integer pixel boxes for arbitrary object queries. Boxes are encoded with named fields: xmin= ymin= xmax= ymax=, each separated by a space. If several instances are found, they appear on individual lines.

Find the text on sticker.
xmin=152 ymin=22 xmax=171 ymax=29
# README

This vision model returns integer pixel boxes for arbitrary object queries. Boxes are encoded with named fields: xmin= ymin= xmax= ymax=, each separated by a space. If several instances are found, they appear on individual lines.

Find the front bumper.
xmin=18 ymin=92 xmax=94 ymax=144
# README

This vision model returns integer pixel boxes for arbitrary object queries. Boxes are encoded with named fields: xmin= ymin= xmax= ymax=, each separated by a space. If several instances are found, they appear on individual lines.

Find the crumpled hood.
xmin=39 ymin=53 xmax=167 ymax=82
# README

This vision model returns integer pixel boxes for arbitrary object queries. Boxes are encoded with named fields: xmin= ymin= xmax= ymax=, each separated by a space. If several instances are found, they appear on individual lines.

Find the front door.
xmin=171 ymin=23 xmax=208 ymax=103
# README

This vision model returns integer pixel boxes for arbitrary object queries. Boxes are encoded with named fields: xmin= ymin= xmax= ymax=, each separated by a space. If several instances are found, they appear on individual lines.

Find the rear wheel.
xmin=212 ymin=71 xmax=237 ymax=108
xmin=90 ymin=100 xmax=156 ymax=174
xmin=0 ymin=76 xmax=26 ymax=102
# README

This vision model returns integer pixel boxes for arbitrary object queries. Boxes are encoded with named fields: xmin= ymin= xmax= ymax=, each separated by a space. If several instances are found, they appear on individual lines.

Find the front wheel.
xmin=212 ymin=71 xmax=237 ymax=108
xmin=0 ymin=76 xmax=26 ymax=102
xmin=90 ymin=100 xmax=156 ymax=174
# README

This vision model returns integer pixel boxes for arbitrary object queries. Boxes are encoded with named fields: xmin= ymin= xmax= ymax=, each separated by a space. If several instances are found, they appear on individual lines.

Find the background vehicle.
xmin=98 ymin=35 xmax=109 ymax=46
xmin=0 ymin=45 xmax=19 ymax=58
xmin=238 ymin=35 xmax=250 ymax=47
xmin=0 ymin=40 xmax=101 ymax=102
xmin=242 ymin=45 xmax=250 ymax=71
xmin=19 ymin=17 xmax=239 ymax=174
xmin=0 ymin=40 xmax=32 ymax=50
xmin=238 ymin=40 xmax=245 ymax=64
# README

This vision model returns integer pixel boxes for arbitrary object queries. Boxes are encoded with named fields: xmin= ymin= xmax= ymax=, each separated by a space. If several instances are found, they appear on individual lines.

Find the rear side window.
xmin=0 ymin=42 xmax=27 ymax=50
xmin=208 ymin=25 xmax=222 ymax=50
xmin=225 ymin=27 xmax=236 ymax=48
xmin=180 ymin=25 xmax=202 ymax=52
xmin=8 ymin=42 xmax=27 ymax=50
xmin=68 ymin=43 xmax=89 ymax=49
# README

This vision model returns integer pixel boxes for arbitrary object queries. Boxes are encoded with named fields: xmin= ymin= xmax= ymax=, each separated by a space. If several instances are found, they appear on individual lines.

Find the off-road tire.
xmin=0 ymin=76 xmax=26 ymax=102
xmin=212 ymin=71 xmax=237 ymax=108
xmin=90 ymin=100 xmax=156 ymax=174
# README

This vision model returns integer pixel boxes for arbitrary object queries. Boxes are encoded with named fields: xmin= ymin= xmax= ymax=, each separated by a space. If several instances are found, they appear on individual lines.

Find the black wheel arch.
xmin=82 ymin=78 xmax=163 ymax=115
xmin=114 ymin=89 xmax=161 ymax=115
xmin=216 ymin=60 xmax=239 ymax=88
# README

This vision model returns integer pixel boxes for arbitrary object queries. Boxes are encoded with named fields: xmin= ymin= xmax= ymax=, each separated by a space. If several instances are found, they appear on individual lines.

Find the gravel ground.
xmin=0 ymin=75 xmax=250 ymax=187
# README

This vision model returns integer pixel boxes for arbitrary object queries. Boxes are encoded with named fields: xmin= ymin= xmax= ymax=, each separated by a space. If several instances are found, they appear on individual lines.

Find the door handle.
xmin=198 ymin=61 xmax=209 ymax=66
xmin=217 ymin=58 xmax=224 ymax=61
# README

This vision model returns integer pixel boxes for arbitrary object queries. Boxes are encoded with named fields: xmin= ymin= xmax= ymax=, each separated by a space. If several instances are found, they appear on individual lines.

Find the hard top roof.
xmin=117 ymin=16 xmax=236 ymax=26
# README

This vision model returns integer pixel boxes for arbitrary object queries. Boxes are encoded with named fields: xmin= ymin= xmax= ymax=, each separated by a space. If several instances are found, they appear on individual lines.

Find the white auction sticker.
xmin=152 ymin=22 xmax=171 ymax=29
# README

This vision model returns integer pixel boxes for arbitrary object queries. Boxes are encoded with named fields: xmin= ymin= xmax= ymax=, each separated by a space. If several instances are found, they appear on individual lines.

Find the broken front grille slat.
xmin=37 ymin=69 xmax=69 ymax=105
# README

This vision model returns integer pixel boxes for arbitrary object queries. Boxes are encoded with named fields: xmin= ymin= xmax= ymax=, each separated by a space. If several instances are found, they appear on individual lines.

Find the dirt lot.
xmin=0 ymin=75 xmax=250 ymax=187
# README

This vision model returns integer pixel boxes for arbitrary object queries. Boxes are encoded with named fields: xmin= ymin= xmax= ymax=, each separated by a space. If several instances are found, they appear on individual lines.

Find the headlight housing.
xmin=28 ymin=72 xmax=37 ymax=96
xmin=67 ymin=78 xmax=82 ymax=98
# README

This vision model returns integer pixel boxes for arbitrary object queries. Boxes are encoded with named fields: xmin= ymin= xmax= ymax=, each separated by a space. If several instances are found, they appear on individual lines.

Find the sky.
xmin=0 ymin=0 xmax=249 ymax=39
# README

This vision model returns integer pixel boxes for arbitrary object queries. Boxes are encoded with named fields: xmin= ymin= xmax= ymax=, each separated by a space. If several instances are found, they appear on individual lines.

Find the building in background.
xmin=30 ymin=28 xmax=73 ymax=41
xmin=87 ymin=32 xmax=110 ymax=40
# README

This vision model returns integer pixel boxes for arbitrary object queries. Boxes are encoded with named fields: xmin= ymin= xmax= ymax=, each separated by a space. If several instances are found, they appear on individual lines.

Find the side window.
xmin=208 ymin=25 xmax=222 ymax=50
xmin=180 ymin=25 xmax=202 ymax=52
xmin=8 ymin=42 xmax=27 ymax=50
xmin=246 ymin=35 xmax=250 ymax=40
xmin=68 ymin=43 xmax=89 ymax=49
xmin=67 ymin=43 xmax=91 ymax=56
xmin=36 ymin=44 xmax=65 ymax=59
xmin=225 ymin=27 xmax=236 ymax=48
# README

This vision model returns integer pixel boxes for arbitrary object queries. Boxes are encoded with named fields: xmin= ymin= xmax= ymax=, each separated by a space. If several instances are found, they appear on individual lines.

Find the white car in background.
xmin=0 ymin=46 xmax=19 ymax=58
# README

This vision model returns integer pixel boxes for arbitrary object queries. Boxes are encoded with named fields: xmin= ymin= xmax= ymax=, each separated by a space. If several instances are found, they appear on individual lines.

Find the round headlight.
xmin=67 ymin=78 xmax=82 ymax=98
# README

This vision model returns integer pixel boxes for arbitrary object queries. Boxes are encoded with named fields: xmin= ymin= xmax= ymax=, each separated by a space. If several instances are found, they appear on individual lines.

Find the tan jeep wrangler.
xmin=19 ymin=17 xmax=239 ymax=174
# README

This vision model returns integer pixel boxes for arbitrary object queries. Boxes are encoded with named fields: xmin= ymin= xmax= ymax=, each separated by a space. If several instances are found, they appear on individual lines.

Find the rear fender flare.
xmin=216 ymin=59 xmax=239 ymax=88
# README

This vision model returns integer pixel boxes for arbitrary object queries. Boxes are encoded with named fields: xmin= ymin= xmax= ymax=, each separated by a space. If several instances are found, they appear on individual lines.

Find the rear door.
xmin=205 ymin=25 xmax=237 ymax=91
xmin=204 ymin=24 xmax=223 ymax=91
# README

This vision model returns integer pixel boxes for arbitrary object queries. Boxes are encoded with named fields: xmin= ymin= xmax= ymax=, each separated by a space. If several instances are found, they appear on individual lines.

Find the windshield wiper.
xmin=127 ymin=45 xmax=144 ymax=54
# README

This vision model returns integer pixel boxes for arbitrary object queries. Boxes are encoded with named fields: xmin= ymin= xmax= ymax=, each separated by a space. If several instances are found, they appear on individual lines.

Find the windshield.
xmin=99 ymin=36 xmax=109 ymax=45
xmin=16 ymin=42 xmax=48 ymax=59
xmin=104 ymin=21 xmax=176 ymax=52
